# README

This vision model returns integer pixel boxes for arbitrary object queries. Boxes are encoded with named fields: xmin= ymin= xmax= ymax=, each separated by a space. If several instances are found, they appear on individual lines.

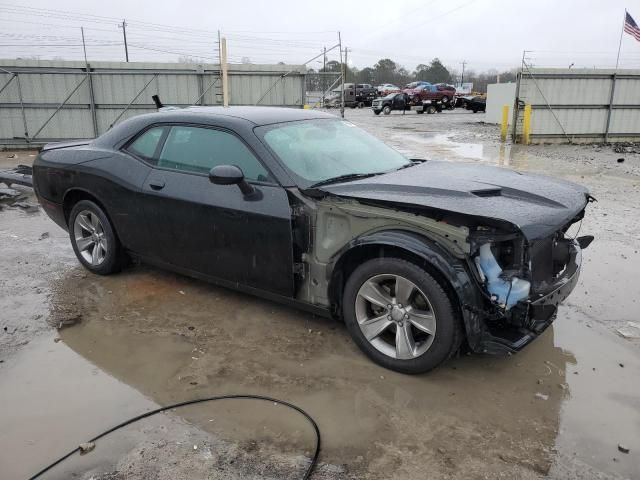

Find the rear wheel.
xmin=343 ymin=257 xmax=462 ymax=374
xmin=442 ymin=95 xmax=450 ymax=104
xmin=383 ymin=105 xmax=392 ymax=115
xmin=69 ymin=200 xmax=126 ymax=275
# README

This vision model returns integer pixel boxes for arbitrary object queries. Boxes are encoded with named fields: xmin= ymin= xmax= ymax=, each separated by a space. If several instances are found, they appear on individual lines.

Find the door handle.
xmin=149 ymin=179 xmax=165 ymax=190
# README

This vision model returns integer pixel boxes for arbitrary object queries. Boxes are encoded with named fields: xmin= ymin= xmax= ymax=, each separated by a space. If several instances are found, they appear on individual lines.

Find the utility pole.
xmin=322 ymin=46 xmax=326 ymax=107
xmin=81 ymin=26 xmax=88 ymax=64
xmin=221 ymin=36 xmax=229 ymax=107
xmin=345 ymin=46 xmax=350 ymax=98
xmin=119 ymin=20 xmax=129 ymax=62
xmin=345 ymin=46 xmax=357 ymax=105
xmin=81 ymin=27 xmax=98 ymax=137
xmin=338 ymin=31 xmax=344 ymax=118
xmin=460 ymin=60 xmax=467 ymax=86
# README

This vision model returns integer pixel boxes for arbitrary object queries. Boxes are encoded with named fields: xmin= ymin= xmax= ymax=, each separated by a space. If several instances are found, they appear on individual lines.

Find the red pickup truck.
xmin=402 ymin=82 xmax=455 ymax=107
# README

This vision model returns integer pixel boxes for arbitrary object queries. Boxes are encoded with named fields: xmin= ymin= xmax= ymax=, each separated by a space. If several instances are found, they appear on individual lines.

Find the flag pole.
xmin=616 ymin=9 xmax=626 ymax=68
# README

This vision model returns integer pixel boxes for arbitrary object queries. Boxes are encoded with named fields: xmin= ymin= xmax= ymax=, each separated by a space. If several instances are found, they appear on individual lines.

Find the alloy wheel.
xmin=355 ymin=274 xmax=437 ymax=360
xmin=73 ymin=210 xmax=108 ymax=266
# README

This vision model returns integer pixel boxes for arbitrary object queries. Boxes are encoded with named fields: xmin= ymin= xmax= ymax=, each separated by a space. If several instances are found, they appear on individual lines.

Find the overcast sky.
xmin=2 ymin=0 xmax=640 ymax=72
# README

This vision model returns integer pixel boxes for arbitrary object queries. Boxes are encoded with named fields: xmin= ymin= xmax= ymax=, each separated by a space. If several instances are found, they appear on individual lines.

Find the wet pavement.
xmin=1 ymin=110 xmax=639 ymax=480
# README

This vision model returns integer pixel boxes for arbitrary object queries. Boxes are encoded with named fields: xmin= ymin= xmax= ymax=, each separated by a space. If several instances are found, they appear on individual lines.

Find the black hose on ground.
xmin=27 ymin=394 xmax=321 ymax=480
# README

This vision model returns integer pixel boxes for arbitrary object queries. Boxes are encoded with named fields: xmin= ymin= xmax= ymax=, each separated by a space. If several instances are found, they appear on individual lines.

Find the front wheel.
xmin=69 ymin=200 xmax=126 ymax=275
xmin=383 ymin=105 xmax=392 ymax=115
xmin=373 ymin=110 xmax=381 ymax=115
xmin=343 ymin=258 xmax=462 ymax=374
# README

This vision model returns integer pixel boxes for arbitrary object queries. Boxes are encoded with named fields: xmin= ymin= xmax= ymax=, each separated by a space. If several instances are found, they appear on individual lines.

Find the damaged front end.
xmin=291 ymin=179 xmax=593 ymax=357
xmin=467 ymin=212 xmax=593 ymax=354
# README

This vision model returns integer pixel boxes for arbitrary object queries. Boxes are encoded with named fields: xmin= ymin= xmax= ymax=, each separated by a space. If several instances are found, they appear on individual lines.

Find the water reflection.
xmin=49 ymin=265 xmax=575 ymax=478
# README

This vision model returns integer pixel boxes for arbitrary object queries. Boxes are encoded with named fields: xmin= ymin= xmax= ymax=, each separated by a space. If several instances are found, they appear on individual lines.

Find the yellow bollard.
xmin=500 ymin=104 xmax=509 ymax=142
xmin=523 ymin=104 xmax=532 ymax=145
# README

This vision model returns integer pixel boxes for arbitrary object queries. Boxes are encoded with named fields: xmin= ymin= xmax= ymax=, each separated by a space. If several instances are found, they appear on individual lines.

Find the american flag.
xmin=624 ymin=11 xmax=640 ymax=42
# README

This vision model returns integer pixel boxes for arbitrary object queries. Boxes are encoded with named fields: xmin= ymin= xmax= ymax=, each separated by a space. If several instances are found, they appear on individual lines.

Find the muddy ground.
xmin=1 ymin=109 xmax=639 ymax=480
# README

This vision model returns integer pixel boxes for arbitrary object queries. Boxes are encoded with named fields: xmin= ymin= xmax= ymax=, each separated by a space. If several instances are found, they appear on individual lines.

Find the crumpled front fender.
xmin=329 ymin=229 xmax=487 ymax=350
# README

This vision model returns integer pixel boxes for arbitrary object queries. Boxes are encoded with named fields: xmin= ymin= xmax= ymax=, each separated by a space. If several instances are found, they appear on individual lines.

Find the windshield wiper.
xmin=309 ymin=172 xmax=379 ymax=188
xmin=395 ymin=159 xmax=426 ymax=171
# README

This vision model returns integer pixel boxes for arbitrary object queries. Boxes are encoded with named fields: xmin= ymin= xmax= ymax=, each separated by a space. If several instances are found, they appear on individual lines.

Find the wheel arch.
xmin=328 ymin=230 xmax=484 ymax=348
xmin=62 ymin=189 xmax=122 ymax=245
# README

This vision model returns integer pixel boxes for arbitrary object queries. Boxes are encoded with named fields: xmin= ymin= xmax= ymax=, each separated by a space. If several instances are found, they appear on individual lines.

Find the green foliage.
xmin=414 ymin=58 xmax=452 ymax=83
xmin=308 ymin=56 xmax=518 ymax=93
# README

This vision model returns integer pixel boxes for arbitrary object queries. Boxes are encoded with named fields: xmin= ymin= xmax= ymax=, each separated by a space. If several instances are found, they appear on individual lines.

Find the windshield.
xmin=258 ymin=119 xmax=410 ymax=186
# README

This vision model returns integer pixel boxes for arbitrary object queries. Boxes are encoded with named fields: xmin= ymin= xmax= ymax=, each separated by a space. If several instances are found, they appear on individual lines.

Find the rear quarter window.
xmin=126 ymin=127 xmax=166 ymax=161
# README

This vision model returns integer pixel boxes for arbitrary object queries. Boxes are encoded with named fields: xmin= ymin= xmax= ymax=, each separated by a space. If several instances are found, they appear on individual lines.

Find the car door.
xmin=393 ymin=94 xmax=406 ymax=110
xmin=140 ymin=124 xmax=294 ymax=297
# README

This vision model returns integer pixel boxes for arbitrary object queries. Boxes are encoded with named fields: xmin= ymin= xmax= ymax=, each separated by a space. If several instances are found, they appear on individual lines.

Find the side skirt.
xmin=130 ymin=252 xmax=333 ymax=319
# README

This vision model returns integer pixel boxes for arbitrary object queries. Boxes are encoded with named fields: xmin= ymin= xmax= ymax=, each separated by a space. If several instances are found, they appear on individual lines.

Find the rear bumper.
xmin=476 ymin=239 xmax=582 ymax=354
xmin=37 ymin=195 xmax=67 ymax=231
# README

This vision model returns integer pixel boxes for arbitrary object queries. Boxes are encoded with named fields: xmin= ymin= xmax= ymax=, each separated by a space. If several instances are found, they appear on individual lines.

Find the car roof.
xmin=173 ymin=106 xmax=334 ymax=126
xmin=94 ymin=106 xmax=336 ymax=148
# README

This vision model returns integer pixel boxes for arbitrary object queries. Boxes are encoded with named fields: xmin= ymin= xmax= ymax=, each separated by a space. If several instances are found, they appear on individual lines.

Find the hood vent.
xmin=471 ymin=188 xmax=502 ymax=198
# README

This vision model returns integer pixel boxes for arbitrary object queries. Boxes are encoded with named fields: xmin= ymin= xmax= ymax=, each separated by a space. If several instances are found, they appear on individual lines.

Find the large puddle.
xmin=1 ymin=257 xmax=637 ymax=479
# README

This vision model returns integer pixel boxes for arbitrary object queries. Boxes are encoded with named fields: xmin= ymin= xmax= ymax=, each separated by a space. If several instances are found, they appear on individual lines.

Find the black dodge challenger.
xmin=33 ymin=107 xmax=592 ymax=373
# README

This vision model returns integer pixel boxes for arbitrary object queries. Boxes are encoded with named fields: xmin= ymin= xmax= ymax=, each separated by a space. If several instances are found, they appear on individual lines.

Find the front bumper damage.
xmin=472 ymin=238 xmax=583 ymax=354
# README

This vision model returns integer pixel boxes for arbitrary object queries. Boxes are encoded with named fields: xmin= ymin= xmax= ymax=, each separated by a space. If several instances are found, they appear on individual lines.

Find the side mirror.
xmin=209 ymin=165 xmax=254 ymax=195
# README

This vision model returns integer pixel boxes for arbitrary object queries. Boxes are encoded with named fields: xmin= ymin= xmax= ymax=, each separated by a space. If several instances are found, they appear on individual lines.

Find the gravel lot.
xmin=1 ymin=108 xmax=638 ymax=480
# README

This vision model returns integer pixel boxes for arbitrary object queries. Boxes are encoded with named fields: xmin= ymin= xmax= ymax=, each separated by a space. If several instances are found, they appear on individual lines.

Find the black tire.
xmin=416 ymin=109 xmax=424 ymax=114
xmin=442 ymin=95 xmax=450 ymax=104
xmin=68 ymin=199 xmax=126 ymax=275
xmin=383 ymin=105 xmax=392 ymax=115
xmin=343 ymin=257 xmax=463 ymax=374
xmin=373 ymin=110 xmax=381 ymax=115
xmin=426 ymin=105 xmax=436 ymax=114
xmin=472 ymin=109 xmax=478 ymax=113
xmin=357 ymin=102 xmax=365 ymax=109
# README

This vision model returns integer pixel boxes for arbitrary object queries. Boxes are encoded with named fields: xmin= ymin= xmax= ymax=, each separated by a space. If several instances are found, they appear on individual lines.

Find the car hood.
xmin=318 ymin=161 xmax=589 ymax=241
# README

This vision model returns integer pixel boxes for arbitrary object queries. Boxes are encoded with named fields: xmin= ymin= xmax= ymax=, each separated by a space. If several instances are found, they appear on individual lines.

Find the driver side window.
xmin=158 ymin=126 xmax=272 ymax=182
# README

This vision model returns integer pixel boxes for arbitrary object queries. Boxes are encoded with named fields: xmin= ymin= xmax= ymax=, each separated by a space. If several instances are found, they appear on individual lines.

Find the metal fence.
xmin=0 ymin=59 xmax=306 ymax=146
xmin=512 ymin=68 xmax=640 ymax=144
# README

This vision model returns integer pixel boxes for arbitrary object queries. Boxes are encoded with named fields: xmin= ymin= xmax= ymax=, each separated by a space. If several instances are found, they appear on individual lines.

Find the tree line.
xmin=308 ymin=58 xmax=517 ymax=93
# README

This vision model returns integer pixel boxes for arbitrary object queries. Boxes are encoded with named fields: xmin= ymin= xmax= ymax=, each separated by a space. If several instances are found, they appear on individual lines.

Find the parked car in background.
xmin=464 ymin=96 xmax=486 ymax=113
xmin=403 ymin=83 xmax=454 ymax=108
xmin=376 ymin=83 xmax=401 ymax=96
xmin=327 ymin=83 xmax=378 ymax=108
xmin=434 ymin=83 xmax=456 ymax=93
xmin=372 ymin=93 xmax=443 ymax=115
xmin=33 ymin=106 xmax=593 ymax=374
xmin=404 ymin=81 xmax=431 ymax=89
xmin=371 ymin=93 xmax=412 ymax=115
